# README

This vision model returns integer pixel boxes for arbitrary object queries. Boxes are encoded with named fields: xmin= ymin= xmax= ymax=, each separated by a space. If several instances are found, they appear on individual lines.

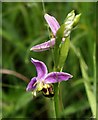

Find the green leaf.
xmin=70 ymin=42 xmax=96 ymax=117
xmin=80 ymin=57 xmax=96 ymax=118
xmin=53 ymin=24 xmax=65 ymax=70
xmin=56 ymin=24 xmax=65 ymax=46
xmin=58 ymin=37 xmax=70 ymax=70
xmin=53 ymin=11 xmax=81 ymax=71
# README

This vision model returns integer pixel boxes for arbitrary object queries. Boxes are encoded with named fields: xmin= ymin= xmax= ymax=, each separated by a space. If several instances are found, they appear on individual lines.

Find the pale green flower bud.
xmin=73 ymin=13 xmax=81 ymax=28
xmin=64 ymin=10 xmax=75 ymax=37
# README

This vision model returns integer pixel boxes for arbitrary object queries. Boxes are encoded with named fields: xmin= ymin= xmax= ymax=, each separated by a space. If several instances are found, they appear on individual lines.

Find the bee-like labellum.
xmin=42 ymin=84 xmax=54 ymax=98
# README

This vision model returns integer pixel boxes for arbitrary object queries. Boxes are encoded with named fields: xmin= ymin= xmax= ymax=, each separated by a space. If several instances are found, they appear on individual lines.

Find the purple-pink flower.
xmin=30 ymin=12 xmax=75 ymax=52
xmin=30 ymin=13 xmax=60 ymax=52
xmin=26 ymin=58 xmax=73 ymax=96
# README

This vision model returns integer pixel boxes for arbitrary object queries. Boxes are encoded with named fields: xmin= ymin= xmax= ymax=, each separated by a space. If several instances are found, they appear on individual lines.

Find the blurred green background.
xmin=1 ymin=2 xmax=96 ymax=119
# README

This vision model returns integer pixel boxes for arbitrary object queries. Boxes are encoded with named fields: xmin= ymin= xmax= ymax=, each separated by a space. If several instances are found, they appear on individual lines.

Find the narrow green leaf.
xmin=80 ymin=57 xmax=96 ymax=118
xmin=58 ymin=37 xmax=70 ymax=70
xmin=70 ymin=42 xmax=96 ymax=118
xmin=56 ymin=24 xmax=65 ymax=45
xmin=93 ymin=42 xmax=96 ymax=96
xmin=54 ymin=24 xmax=65 ymax=69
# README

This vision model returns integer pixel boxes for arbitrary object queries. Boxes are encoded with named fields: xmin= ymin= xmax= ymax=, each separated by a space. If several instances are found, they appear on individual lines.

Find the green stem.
xmin=54 ymin=83 xmax=60 ymax=118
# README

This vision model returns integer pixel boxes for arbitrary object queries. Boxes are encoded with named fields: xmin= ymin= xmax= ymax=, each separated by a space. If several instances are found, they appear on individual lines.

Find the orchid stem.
xmin=41 ymin=1 xmax=61 ymax=117
xmin=53 ymin=66 xmax=62 ymax=118
xmin=54 ymin=82 xmax=60 ymax=118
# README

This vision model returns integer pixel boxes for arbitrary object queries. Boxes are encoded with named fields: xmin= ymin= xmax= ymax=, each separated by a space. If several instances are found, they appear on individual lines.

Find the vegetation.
xmin=1 ymin=2 xmax=96 ymax=119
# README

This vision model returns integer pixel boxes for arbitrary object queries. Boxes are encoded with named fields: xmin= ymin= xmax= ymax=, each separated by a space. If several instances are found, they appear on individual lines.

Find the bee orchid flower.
xmin=30 ymin=13 xmax=60 ymax=52
xmin=30 ymin=11 xmax=76 ymax=52
xmin=26 ymin=58 xmax=73 ymax=96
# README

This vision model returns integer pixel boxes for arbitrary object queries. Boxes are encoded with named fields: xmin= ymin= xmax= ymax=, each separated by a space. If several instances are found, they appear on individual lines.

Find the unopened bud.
xmin=73 ymin=13 xmax=81 ymax=28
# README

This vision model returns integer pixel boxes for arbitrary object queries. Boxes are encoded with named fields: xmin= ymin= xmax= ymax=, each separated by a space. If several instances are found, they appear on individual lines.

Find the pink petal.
xmin=26 ymin=77 xmax=37 ymax=91
xmin=30 ymin=38 xmax=55 ymax=52
xmin=31 ymin=58 xmax=48 ymax=80
xmin=44 ymin=13 xmax=60 ymax=36
xmin=44 ymin=72 xmax=73 ymax=83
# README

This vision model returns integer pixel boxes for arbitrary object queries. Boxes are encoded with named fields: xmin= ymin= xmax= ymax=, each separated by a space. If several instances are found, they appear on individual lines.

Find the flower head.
xmin=30 ymin=13 xmax=60 ymax=52
xmin=26 ymin=58 xmax=73 ymax=96
xmin=30 ymin=11 xmax=80 ymax=52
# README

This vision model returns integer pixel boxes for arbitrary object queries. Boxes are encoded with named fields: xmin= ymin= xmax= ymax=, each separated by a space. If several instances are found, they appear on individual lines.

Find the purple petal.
xmin=31 ymin=58 xmax=48 ymax=80
xmin=30 ymin=38 xmax=55 ymax=52
xmin=26 ymin=77 xmax=37 ymax=91
xmin=44 ymin=72 xmax=73 ymax=83
xmin=44 ymin=14 xmax=60 ymax=36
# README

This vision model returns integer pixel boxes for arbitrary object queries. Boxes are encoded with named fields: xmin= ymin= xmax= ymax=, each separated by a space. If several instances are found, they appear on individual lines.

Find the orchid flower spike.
xmin=30 ymin=11 xmax=81 ymax=52
xmin=26 ymin=58 xmax=73 ymax=97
